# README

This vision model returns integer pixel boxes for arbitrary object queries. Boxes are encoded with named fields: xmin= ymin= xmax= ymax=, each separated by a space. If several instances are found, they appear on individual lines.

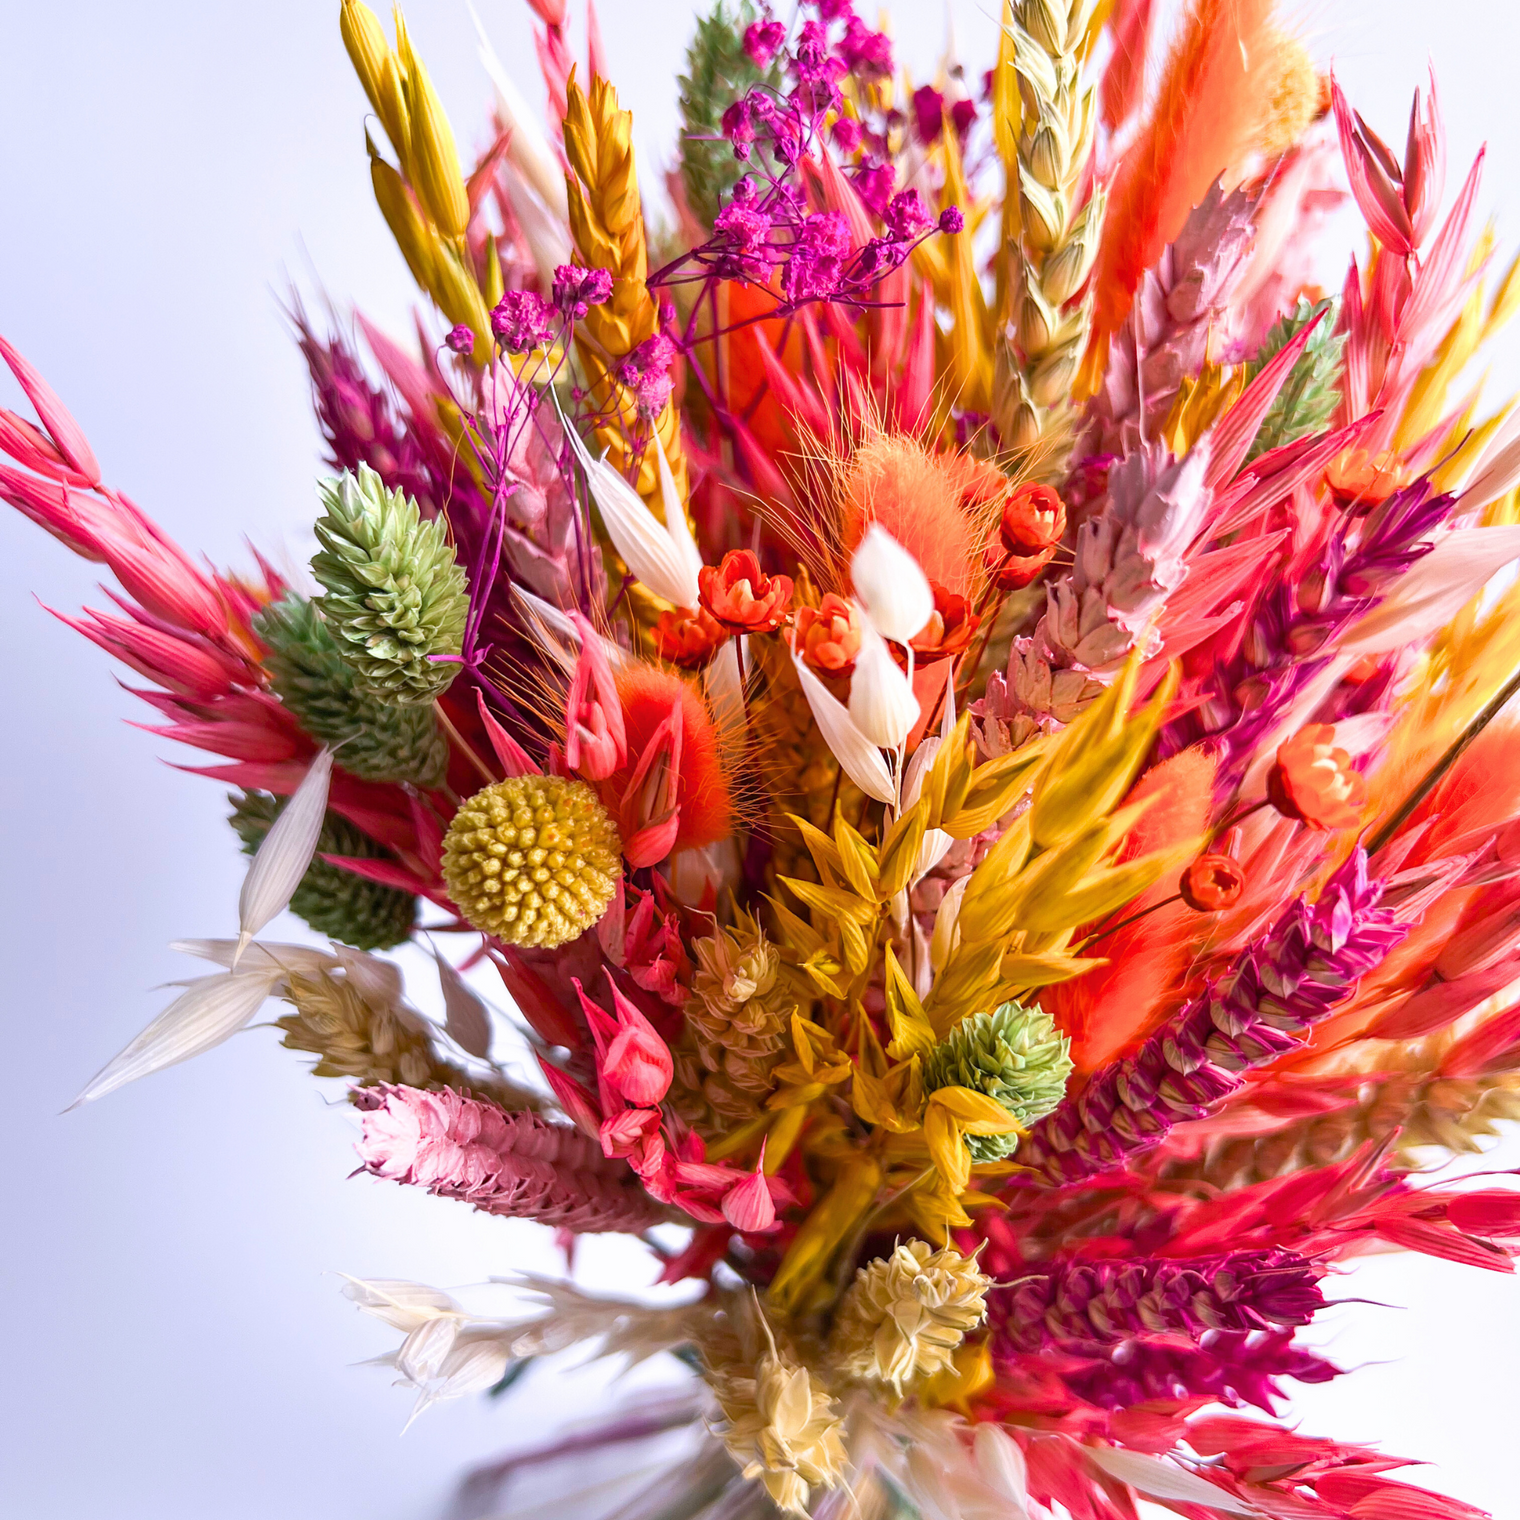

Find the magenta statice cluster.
xmin=648 ymin=0 xmax=959 ymax=332
xmin=616 ymin=334 xmax=678 ymax=420
xmin=551 ymin=262 xmax=614 ymax=321
xmin=491 ymin=289 xmax=557 ymax=353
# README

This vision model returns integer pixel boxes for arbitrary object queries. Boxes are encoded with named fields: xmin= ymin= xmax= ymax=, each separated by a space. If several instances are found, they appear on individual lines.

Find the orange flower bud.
xmin=1268 ymin=724 xmax=1367 ymax=830
xmin=1324 ymin=448 xmax=1405 ymax=515
xmin=653 ymin=605 xmax=728 ymax=669
xmin=985 ymin=541 xmax=1057 ymax=591
xmin=900 ymin=583 xmax=980 ymax=665
xmin=1180 ymin=853 xmax=1246 ymax=911
xmin=698 ymin=549 xmax=793 ymax=633
xmin=794 ymin=593 xmax=862 ymax=676
xmin=1000 ymin=482 xmax=1066 ymax=555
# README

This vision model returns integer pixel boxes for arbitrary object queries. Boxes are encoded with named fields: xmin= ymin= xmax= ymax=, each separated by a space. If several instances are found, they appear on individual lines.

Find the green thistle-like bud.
xmin=1247 ymin=297 xmax=1346 ymax=462
xmin=254 ymin=592 xmax=450 ymax=787
xmin=441 ymin=775 xmax=621 ymax=949
xmin=678 ymin=0 xmax=777 ymax=227
xmin=229 ymin=791 xmax=417 ymax=951
xmin=311 ymin=464 xmax=468 ymax=705
xmin=922 ymin=1001 xmax=1073 ymax=1161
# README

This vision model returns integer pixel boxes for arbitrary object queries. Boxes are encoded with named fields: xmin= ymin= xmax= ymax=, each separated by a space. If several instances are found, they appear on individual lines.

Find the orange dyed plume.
xmin=1087 ymin=0 xmax=1283 ymax=375
xmin=602 ymin=665 xmax=732 ymax=854
xmin=839 ymin=435 xmax=993 ymax=598
xmin=1048 ymin=746 xmax=1217 ymax=1073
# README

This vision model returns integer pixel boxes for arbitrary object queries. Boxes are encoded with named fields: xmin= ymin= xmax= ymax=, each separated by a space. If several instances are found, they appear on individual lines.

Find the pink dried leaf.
xmin=1331 ymin=79 xmax=1415 ymax=255
xmin=1204 ymin=308 xmax=1329 ymax=489
xmin=0 ymin=333 xmax=101 ymax=485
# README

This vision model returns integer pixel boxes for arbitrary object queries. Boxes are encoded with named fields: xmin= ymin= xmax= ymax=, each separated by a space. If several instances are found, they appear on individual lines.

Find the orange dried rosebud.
xmin=1268 ymin=724 xmax=1367 ymax=830
xmin=1180 ymin=853 xmax=1246 ymax=911
xmin=653 ymin=605 xmax=728 ymax=669
xmin=986 ymin=541 xmax=1057 ymax=591
xmin=1000 ymin=482 xmax=1066 ymax=555
xmin=698 ymin=549 xmax=793 ymax=633
xmin=794 ymin=593 xmax=862 ymax=676
xmin=1324 ymin=448 xmax=1405 ymax=515
xmin=902 ymin=583 xmax=979 ymax=665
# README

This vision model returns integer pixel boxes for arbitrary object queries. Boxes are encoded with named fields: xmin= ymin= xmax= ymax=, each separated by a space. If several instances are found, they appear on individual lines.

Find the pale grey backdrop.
xmin=2 ymin=2 xmax=1518 ymax=1516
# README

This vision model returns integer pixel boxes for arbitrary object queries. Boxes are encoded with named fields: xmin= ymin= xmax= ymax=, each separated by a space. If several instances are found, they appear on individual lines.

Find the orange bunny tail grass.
xmin=837 ymin=433 xmax=998 ymax=598
xmin=603 ymin=662 xmax=736 ymax=854
xmin=1085 ymin=0 xmax=1287 ymax=380
xmin=1047 ymin=745 xmax=1218 ymax=1074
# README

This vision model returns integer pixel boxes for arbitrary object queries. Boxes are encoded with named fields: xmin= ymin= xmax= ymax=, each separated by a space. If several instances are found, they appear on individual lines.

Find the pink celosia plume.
xmin=354 ymin=1084 xmax=662 ymax=1233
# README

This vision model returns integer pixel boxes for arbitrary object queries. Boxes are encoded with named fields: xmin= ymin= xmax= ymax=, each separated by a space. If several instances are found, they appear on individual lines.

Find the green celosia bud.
xmin=921 ymin=1001 xmax=1073 ymax=1161
xmin=310 ymin=464 xmax=468 ymax=705
xmin=229 ymin=791 xmax=417 ymax=951
xmin=1246 ymin=297 xmax=1346 ymax=462
xmin=255 ymin=592 xmax=450 ymax=787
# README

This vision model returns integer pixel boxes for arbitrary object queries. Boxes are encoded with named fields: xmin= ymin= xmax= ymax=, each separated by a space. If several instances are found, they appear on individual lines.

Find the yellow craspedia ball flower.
xmin=441 ymin=775 xmax=621 ymax=948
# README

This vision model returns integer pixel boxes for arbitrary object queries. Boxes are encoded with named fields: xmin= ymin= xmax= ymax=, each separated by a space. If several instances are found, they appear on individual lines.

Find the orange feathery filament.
xmin=1048 ymin=746 xmax=1217 ymax=1073
xmin=602 ymin=663 xmax=732 ymax=854
xmin=1088 ymin=0 xmax=1282 ymax=368
xmin=838 ymin=435 xmax=987 ymax=597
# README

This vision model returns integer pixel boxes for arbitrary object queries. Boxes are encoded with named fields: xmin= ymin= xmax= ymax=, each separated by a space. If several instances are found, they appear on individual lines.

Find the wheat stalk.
xmin=991 ymin=0 xmax=1106 ymax=455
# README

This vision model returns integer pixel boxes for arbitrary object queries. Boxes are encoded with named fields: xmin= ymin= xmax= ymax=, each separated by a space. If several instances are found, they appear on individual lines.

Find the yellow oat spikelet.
xmin=704 ymin=1299 xmax=848 ymax=1515
xmin=441 ymin=776 xmax=621 ymax=949
xmin=828 ymin=1239 xmax=992 ymax=1394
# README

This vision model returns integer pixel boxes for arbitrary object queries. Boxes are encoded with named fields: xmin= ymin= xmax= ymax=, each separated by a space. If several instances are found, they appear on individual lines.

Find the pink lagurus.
xmin=1021 ymin=849 xmax=1405 ymax=1185
xmin=353 ymin=1084 xmax=662 ymax=1234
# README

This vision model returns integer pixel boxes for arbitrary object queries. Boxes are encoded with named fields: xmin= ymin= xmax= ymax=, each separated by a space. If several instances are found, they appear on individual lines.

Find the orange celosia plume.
xmin=1086 ymin=0 xmax=1285 ymax=379
xmin=1048 ymin=745 xmax=1218 ymax=1073
xmin=602 ymin=664 xmax=732 ymax=855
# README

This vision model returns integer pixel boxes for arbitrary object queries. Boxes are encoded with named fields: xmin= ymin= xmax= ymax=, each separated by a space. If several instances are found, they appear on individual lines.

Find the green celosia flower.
xmin=1246 ymin=297 xmax=1346 ymax=461
xmin=678 ymin=0 xmax=777 ymax=228
xmin=255 ymin=592 xmax=450 ymax=787
xmin=921 ymin=1001 xmax=1073 ymax=1161
xmin=229 ymin=791 xmax=417 ymax=951
xmin=310 ymin=464 xmax=468 ymax=705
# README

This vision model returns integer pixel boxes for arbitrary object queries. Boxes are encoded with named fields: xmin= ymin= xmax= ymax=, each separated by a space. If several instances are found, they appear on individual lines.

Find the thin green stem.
xmin=1367 ymin=661 xmax=1520 ymax=856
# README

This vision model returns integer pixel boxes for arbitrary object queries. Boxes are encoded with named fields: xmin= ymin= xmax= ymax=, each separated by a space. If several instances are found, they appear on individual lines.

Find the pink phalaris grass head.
xmin=1022 ymin=849 xmax=1404 ymax=1184
xmin=991 ymin=1248 xmax=1325 ymax=1355
xmin=354 ymin=1084 xmax=662 ymax=1234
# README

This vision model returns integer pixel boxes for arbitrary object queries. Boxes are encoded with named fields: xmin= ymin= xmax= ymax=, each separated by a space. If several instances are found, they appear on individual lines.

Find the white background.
xmin=2 ymin=2 xmax=1519 ymax=1516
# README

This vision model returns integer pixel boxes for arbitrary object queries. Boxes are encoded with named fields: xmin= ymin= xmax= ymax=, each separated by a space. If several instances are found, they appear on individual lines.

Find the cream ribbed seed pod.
xmin=705 ymin=1328 xmax=848 ymax=1515
xmin=829 ymin=1241 xmax=992 ymax=1394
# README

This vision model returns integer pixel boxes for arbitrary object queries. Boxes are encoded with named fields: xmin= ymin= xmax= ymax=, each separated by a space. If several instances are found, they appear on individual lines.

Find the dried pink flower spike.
xmin=354 ymin=1084 xmax=662 ymax=1233
xmin=992 ymin=1248 xmax=1325 ymax=1354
